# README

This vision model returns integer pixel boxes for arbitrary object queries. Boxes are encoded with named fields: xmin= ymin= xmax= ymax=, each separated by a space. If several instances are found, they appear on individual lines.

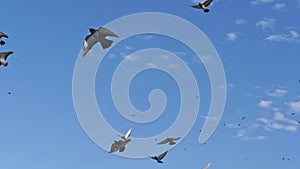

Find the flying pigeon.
xmin=191 ymin=0 xmax=213 ymax=13
xmin=0 ymin=32 xmax=8 ymax=45
xmin=0 ymin=51 xmax=14 ymax=67
xmin=109 ymin=139 xmax=130 ymax=153
xmin=151 ymin=151 xmax=168 ymax=163
xmin=202 ymin=163 xmax=211 ymax=169
xmin=157 ymin=137 xmax=181 ymax=145
xmin=121 ymin=128 xmax=132 ymax=142
xmin=82 ymin=27 xmax=119 ymax=57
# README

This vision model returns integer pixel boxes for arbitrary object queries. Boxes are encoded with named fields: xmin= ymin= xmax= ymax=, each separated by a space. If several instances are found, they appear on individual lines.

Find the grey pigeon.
xmin=109 ymin=139 xmax=131 ymax=153
xmin=151 ymin=151 xmax=168 ymax=163
xmin=157 ymin=137 xmax=181 ymax=145
xmin=0 ymin=51 xmax=14 ymax=67
xmin=0 ymin=32 xmax=8 ymax=45
xmin=82 ymin=27 xmax=119 ymax=57
xmin=191 ymin=0 xmax=213 ymax=13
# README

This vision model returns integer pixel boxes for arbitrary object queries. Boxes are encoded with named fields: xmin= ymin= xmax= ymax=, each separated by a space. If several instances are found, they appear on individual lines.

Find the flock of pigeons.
xmin=0 ymin=32 xmax=14 ymax=67
xmin=108 ymin=128 xmax=184 ymax=164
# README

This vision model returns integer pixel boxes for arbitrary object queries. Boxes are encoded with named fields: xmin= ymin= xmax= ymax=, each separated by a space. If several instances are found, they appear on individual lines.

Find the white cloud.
xmin=251 ymin=0 xmax=274 ymax=5
xmin=265 ymin=29 xmax=300 ymax=42
xmin=257 ymin=112 xmax=298 ymax=132
xmin=272 ymin=3 xmax=286 ymax=10
xmin=124 ymin=45 xmax=133 ymax=50
xmin=256 ymin=18 xmax=276 ymax=30
xmin=288 ymin=101 xmax=300 ymax=112
xmin=228 ymin=83 xmax=236 ymax=88
xmin=226 ymin=32 xmax=240 ymax=41
xmin=258 ymin=100 xmax=273 ymax=108
xmin=235 ymin=19 xmax=247 ymax=25
xmin=235 ymin=129 xmax=267 ymax=140
xmin=268 ymin=89 xmax=288 ymax=97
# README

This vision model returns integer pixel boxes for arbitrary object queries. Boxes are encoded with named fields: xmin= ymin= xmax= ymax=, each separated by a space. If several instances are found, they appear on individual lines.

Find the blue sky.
xmin=1 ymin=0 xmax=300 ymax=169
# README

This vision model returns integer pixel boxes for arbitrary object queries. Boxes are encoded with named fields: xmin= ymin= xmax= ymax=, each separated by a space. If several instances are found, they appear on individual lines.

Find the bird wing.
xmin=172 ymin=137 xmax=181 ymax=141
xmin=202 ymin=163 xmax=211 ymax=169
xmin=0 ymin=32 xmax=8 ymax=38
xmin=157 ymin=138 xmax=169 ymax=145
xmin=0 ymin=52 xmax=13 ymax=59
xmin=98 ymin=27 xmax=119 ymax=38
xmin=82 ymin=34 xmax=99 ymax=57
xmin=124 ymin=128 xmax=132 ymax=140
xmin=203 ymin=0 xmax=213 ymax=7
xmin=157 ymin=151 xmax=168 ymax=160
xmin=191 ymin=5 xmax=201 ymax=9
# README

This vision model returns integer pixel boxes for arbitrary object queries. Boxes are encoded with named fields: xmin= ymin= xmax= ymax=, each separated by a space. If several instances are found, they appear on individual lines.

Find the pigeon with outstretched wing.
xmin=191 ymin=0 xmax=213 ymax=13
xmin=151 ymin=151 xmax=168 ymax=163
xmin=82 ymin=27 xmax=119 ymax=57
xmin=157 ymin=137 xmax=181 ymax=145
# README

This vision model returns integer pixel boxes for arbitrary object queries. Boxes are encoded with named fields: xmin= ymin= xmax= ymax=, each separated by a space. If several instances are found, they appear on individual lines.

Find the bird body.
xmin=0 ymin=32 xmax=8 ymax=45
xmin=151 ymin=151 xmax=168 ymax=163
xmin=0 ymin=51 xmax=14 ymax=67
xmin=191 ymin=0 xmax=213 ymax=13
xmin=82 ymin=27 xmax=119 ymax=57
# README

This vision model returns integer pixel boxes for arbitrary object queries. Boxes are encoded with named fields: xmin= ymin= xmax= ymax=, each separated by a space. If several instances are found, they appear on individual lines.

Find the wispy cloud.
xmin=235 ymin=19 xmax=247 ymax=25
xmin=258 ymin=100 xmax=273 ymax=108
xmin=235 ymin=129 xmax=267 ymax=140
xmin=257 ymin=112 xmax=298 ymax=132
xmin=226 ymin=32 xmax=240 ymax=41
xmin=265 ymin=29 xmax=300 ymax=42
xmin=267 ymin=89 xmax=288 ymax=97
xmin=251 ymin=0 xmax=274 ymax=5
xmin=288 ymin=101 xmax=300 ymax=113
xmin=256 ymin=18 xmax=276 ymax=30
xmin=272 ymin=3 xmax=286 ymax=10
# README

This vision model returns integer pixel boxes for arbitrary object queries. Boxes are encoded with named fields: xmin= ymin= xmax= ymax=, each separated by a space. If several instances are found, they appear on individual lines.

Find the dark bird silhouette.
xmin=151 ymin=151 xmax=168 ymax=163
xmin=0 ymin=32 xmax=8 ymax=45
xmin=191 ymin=0 xmax=213 ymax=13
xmin=242 ymin=116 xmax=247 ymax=120
xmin=291 ymin=113 xmax=295 ymax=116
xmin=297 ymin=120 xmax=300 ymax=124
xmin=0 ymin=51 xmax=14 ymax=67
xmin=8 ymin=92 xmax=11 ymax=95
xmin=157 ymin=137 xmax=181 ymax=145
xmin=82 ymin=27 xmax=119 ymax=57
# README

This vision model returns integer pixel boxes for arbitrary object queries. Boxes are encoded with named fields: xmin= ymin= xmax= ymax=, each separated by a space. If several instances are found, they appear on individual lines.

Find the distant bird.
xmin=157 ymin=137 xmax=181 ymax=145
xmin=202 ymin=163 xmax=211 ymax=169
xmin=291 ymin=113 xmax=295 ymax=116
xmin=0 ymin=32 xmax=8 ymax=45
xmin=0 ymin=51 xmax=14 ymax=67
xmin=297 ymin=120 xmax=300 ymax=124
xmin=242 ymin=116 xmax=247 ymax=120
xmin=82 ymin=27 xmax=119 ymax=57
xmin=8 ymin=92 xmax=11 ymax=95
xmin=151 ymin=151 xmax=168 ymax=163
xmin=191 ymin=0 xmax=213 ymax=13
xmin=238 ymin=124 xmax=241 ymax=126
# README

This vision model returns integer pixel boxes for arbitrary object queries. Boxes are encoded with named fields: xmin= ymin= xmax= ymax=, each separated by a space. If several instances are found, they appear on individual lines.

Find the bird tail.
xmin=204 ymin=9 xmax=210 ymax=12
xmin=100 ymin=39 xmax=113 ymax=49
xmin=0 ymin=40 xmax=5 ymax=45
